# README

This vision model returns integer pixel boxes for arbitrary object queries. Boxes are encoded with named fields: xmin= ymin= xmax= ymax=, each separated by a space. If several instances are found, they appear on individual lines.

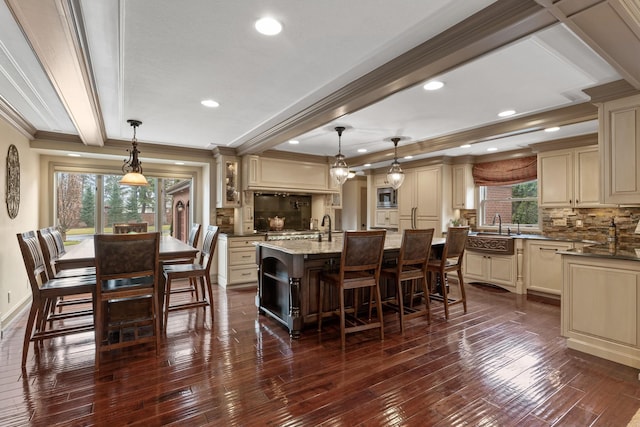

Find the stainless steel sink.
xmin=466 ymin=234 xmax=515 ymax=254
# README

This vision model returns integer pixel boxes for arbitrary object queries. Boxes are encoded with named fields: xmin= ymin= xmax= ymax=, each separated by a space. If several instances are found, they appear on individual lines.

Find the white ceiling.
xmin=0 ymin=0 xmax=635 ymax=169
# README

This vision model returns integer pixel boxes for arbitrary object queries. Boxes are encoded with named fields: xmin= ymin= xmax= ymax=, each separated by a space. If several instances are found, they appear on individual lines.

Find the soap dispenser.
xmin=608 ymin=217 xmax=616 ymax=243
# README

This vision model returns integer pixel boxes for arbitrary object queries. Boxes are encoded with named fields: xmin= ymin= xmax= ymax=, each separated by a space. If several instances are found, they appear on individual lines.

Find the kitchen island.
xmin=255 ymin=233 xmax=445 ymax=337
xmin=559 ymin=244 xmax=640 ymax=368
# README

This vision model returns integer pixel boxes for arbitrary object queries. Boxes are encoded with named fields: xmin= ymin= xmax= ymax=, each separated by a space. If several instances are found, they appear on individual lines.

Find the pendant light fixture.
xmin=329 ymin=126 xmax=349 ymax=186
xmin=120 ymin=119 xmax=149 ymax=186
xmin=386 ymin=137 xmax=405 ymax=190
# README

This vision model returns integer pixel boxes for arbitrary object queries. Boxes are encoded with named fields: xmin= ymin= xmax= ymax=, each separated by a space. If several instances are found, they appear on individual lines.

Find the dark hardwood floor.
xmin=2 ymin=279 xmax=640 ymax=426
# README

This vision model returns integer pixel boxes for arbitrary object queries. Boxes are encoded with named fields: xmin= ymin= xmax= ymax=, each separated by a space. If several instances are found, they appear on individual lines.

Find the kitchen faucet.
xmin=492 ymin=213 xmax=502 ymax=235
xmin=321 ymin=214 xmax=332 ymax=242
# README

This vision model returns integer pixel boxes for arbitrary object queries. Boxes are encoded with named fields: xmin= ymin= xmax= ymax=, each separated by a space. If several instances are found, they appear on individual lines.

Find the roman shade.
xmin=472 ymin=156 xmax=537 ymax=186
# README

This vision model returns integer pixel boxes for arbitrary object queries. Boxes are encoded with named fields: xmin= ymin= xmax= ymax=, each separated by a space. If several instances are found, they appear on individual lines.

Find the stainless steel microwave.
xmin=377 ymin=187 xmax=397 ymax=208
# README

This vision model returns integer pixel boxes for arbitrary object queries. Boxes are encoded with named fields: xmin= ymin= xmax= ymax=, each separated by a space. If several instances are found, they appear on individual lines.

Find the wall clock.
xmin=6 ymin=144 xmax=19 ymax=219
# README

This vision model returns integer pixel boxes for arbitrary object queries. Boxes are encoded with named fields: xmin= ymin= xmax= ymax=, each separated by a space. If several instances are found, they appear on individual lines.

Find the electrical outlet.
xmin=576 ymin=219 xmax=583 ymax=228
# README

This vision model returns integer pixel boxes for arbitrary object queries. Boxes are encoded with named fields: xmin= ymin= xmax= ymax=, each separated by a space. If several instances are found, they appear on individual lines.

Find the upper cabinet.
xmin=242 ymin=155 xmax=332 ymax=193
xmin=452 ymin=163 xmax=475 ymax=209
xmin=215 ymin=150 xmax=241 ymax=208
xmin=600 ymin=94 xmax=640 ymax=205
xmin=538 ymin=146 xmax=601 ymax=208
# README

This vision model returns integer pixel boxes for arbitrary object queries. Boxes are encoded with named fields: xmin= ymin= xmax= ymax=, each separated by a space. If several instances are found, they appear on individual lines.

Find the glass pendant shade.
xmin=387 ymin=160 xmax=405 ymax=189
xmin=120 ymin=119 xmax=149 ymax=186
xmin=386 ymin=137 xmax=404 ymax=190
xmin=330 ymin=126 xmax=349 ymax=186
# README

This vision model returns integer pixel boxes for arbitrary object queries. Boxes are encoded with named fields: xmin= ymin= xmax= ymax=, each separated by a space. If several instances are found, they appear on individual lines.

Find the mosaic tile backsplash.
xmin=541 ymin=207 xmax=640 ymax=244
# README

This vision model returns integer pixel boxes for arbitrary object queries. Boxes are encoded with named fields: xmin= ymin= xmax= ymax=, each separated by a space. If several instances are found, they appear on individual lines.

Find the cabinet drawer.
xmin=229 ymin=266 xmax=257 ymax=283
xmin=229 ymin=248 xmax=255 ymax=265
xmin=229 ymin=238 xmax=259 ymax=248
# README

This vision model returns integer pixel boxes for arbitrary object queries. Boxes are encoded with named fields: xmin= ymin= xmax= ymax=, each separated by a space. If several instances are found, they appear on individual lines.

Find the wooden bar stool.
xmin=380 ymin=228 xmax=434 ymax=333
xmin=318 ymin=230 xmax=386 ymax=349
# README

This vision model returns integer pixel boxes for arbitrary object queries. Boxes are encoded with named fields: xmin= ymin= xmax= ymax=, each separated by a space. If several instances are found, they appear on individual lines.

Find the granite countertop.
xmin=469 ymin=231 xmax=601 ymax=244
xmin=220 ymin=232 xmax=267 ymax=238
xmin=256 ymin=232 xmax=446 ymax=255
xmin=558 ymin=243 xmax=640 ymax=262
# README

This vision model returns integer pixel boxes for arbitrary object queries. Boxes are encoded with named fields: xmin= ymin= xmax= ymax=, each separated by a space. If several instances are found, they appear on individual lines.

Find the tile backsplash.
xmin=541 ymin=207 xmax=640 ymax=244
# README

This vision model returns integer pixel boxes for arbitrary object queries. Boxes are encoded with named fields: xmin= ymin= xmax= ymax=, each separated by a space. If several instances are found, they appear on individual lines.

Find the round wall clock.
xmin=6 ymin=144 xmax=20 ymax=219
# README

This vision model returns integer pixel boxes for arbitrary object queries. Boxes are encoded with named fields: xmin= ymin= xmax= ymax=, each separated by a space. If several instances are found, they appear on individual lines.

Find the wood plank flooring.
xmin=2 ymin=280 xmax=640 ymax=426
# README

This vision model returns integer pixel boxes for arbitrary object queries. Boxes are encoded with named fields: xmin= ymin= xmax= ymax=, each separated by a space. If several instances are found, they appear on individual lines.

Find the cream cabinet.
xmin=374 ymin=174 xmax=390 ymax=187
xmin=218 ymin=235 xmax=263 ymax=288
xmin=464 ymin=252 xmax=516 ymax=291
xmin=375 ymin=209 xmax=398 ymax=227
xmin=215 ymin=153 xmax=241 ymax=208
xmin=242 ymin=155 xmax=331 ymax=193
xmin=452 ymin=163 xmax=475 ymax=209
xmin=600 ymin=94 xmax=640 ymax=204
xmin=526 ymin=240 xmax=573 ymax=296
xmin=562 ymin=255 xmax=640 ymax=369
xmin=398 ymin=164 xmax=452 ymax=236
xmin=538 ymin=146 xmax=600 ymax=208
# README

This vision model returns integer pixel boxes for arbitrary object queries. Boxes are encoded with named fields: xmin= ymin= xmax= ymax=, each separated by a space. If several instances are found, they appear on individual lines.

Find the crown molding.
xmin=583 ymin=79 xmax=640 ymax=103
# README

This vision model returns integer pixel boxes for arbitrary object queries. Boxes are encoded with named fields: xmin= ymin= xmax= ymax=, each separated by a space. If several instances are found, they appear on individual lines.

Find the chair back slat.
xmin=187 ymin=223 xmax=202 ymax=248
xmin=341 ymin=230 xmax=386 ymax=275
xmin=37 ymin=228 xmax=59 ymax=278
xmin=17 ymin=231 xmax=49 ymax=292
xmin=49 ymin=227 xmax=66 ymax=256
xmin=198 ymin=226 xmax=220 ymax=272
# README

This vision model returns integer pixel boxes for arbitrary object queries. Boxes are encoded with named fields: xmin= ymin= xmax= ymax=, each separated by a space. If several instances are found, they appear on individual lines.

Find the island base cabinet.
xmin=562 ymin=255 xmax=640 ymax=369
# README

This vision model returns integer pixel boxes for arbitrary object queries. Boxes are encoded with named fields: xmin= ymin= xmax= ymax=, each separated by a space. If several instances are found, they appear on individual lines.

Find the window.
xmin=54 ymin=171 xmax=192 ymax=244
xmin=479 ymin=180 xmax=538 ymax=229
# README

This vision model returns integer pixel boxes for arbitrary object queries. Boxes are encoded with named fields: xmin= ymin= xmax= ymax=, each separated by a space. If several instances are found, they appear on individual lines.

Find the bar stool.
xmin=318 ymin=230 xmax=386 ymax=349
xmin=380 ymin=228 xmax=434 ymax=333
xmin=427 ymin=226 xmax=469 ymax=319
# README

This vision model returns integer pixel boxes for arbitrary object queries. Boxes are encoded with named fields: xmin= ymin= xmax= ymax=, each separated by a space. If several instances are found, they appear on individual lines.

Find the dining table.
xmin=56 ymin=234 xmax=198 ymax=330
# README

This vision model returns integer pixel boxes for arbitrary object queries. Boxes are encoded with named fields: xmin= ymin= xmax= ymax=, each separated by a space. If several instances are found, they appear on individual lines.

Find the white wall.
xmin=0 ymin=117 xmax=41 ymax=328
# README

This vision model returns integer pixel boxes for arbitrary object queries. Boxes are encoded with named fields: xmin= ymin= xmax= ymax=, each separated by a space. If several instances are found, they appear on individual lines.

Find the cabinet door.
xmin=539 ymin=151 xmax=572 ymax=206
xmin=416 ymin=218 xmax=439 ymax=235
xmin=398 ymin=169 xmax=415 ymax=217
xmin=527 ymin=241 xmax=572 ymax=295
xmin=464 ymin=252 xmax=486 ymax=280
xmin=388 ymin=210 xmax=399 ymax=227
xmin=574 ymin=147 xmax=600 ymax=207
xmin=488 ymin=255 xmax=515 ymax=285
xmin=415 ymin=167 xmax=439 ymax=218
xmin=601 ymin=95 xmax=640 ymax=204
xmin=375 ymin=210 xmax=388 ymax=226
xmin=452 ymin=164 xmax=475 ymax=209
xmin=374 ymin=174 xmax=389 ymax=186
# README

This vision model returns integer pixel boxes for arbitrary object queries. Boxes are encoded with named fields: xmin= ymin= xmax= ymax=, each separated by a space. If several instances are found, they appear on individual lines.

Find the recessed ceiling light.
xmin=201 ymin=99 xmax=219 ymax=108
xmin=175 ymin=162 xmax=185 ymax=165
xmin=423 ymin=81 xmax=444 ymax=91
xmin=487 ymin=147 xmax=498 ymax=152
xmin=364 ymin=163 xmax=371 ymax=167
xmin=68 ymin=153 xmax=81 ymax=157
xmin=460 ymin=144 xmax=471 ymax=148
xmin=498 ymin=110 xmax=516 ymax=117
xmin=357 ymin=148 xmax=367 ymax=153
xmin=544 ymin=126 xmax=560 ymax=132
xmin=255 ymin=17 xmax=282 ymax=35
xmin=288 ymin=140 xmax=299 ymax=145
xmin=404 ymin=155 xmax=413 ymax=159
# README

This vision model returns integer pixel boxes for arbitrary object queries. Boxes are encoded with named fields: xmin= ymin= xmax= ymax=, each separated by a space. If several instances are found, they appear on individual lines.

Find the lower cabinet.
xmin=375 ymin=209 xmax=398 ymax=227
xmin=464 ymin=251 xmax=516 ymax=291
xmin=526 ymin=240 xmax=573 ymax=296
xmin=562 ymin=254 xmax=640 ymax=368
xmin=218 ymin=234 xmax=263 ymax=288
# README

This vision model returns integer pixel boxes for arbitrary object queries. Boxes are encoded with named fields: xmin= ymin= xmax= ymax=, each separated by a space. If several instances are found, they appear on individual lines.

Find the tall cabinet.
xmin=600 ymin=94 xmax=640 ymax=205
xmin=398 ymin=163 xmax=452 ymax=236
xmin=214 ymin=147 xmax=241 ymax=208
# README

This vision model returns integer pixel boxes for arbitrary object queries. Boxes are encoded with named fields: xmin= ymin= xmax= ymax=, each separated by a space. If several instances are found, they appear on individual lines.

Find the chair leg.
xmin=21 ymin=302 xmax=40 ymax=368
xmin=339 ymin=286 xmax=346 ymax=349
xmin=419 ymin=276 xmax=431 ymax=324
xmin=317 ymin=279 xmax=324 ymax=332
xmin=164 ymin=276 xmax=172 ymax=332
xmin=204 ymin=275 xmax=214 ymax=325
xmin=440 ymin=272 xmax=450 ymax=320
xmin=396 ymin=279 xmax=406 ymax=334
xmin=94 ymin=296 xmax=103 ymax=370
xmin=457 ymin=268 xmax=467 ymax=313
xmin=152 ymin=287 xmax=161 ymax=356
xmin=374 ymin=283 xmax=384 ymax=342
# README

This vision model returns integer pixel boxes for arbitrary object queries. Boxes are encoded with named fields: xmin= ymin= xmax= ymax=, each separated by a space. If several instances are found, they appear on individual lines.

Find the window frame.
xmin=478 ymin=180 xmax=541 ymax=232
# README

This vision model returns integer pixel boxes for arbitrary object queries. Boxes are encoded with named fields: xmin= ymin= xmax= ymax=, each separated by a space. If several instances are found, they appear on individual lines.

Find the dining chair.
xmin=16 ymin=231 xmax=96 ymax=368
xmin=318 ymin=230 xmax=386 ymax=349
xmin=427 ymin=226 xmax=469 ymax=319
xmin=380 ymin=228 xmax=434 ymax=333
xmin=94 ymin=232 xmax=160 ymax=369
xmin=162 ymin=225 xmax=218 ymax=332
xmin=163 ymin=223 xmax=202 ymax=298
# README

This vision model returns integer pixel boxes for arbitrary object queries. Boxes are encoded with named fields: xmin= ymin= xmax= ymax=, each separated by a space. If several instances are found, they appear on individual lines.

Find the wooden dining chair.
xmin=162 ymin=225 xmax=219 ymax=332
xmin=94 ymin=232 xmax=160 ymax=369
xmin=16 ymin=231 xmax=96 ymax=368
xmin=318 ymin=230 xmax=386 ymax=349
xmin=380 ymin=228 xmax=434 ymax=333
xmin=427 ymin=226 xmax=469 ymax=320
xmin=163 ymin=223 xmax=202 ymax=298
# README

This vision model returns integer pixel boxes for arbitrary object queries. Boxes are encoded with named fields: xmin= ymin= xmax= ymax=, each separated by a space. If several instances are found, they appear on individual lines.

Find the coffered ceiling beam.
xmin=5 ymin=0 xmax=106 ymax=146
